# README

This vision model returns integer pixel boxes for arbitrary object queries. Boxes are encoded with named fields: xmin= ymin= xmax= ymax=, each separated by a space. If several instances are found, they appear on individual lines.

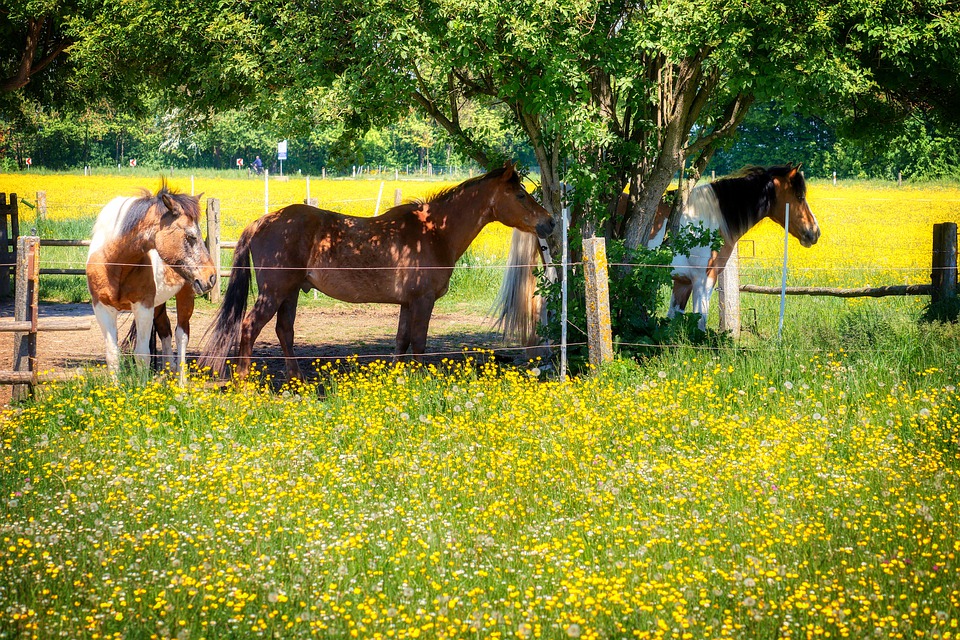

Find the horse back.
xmin=248 ymin=204 xmax=450 ymax=304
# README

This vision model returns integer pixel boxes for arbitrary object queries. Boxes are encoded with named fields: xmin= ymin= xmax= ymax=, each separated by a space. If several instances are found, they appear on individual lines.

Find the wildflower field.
xmin=1 ymin=172 xmax=959 ymax=639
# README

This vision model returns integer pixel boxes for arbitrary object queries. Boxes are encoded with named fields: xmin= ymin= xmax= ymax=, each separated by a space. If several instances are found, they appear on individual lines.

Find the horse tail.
xmin=493 ymin=229 xmax=542 ymax=347
xmin=198 ymin=224 xmax=256 ymax=375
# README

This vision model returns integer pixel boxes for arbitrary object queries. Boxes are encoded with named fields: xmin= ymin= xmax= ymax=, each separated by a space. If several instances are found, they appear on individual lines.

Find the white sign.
xmin=236 ymin=158 xmax=244 ymax=167
xmin=277 ymin=140 xmax=288 ymax=161
xmin=25 ymin=157 xmax=32 ymax=166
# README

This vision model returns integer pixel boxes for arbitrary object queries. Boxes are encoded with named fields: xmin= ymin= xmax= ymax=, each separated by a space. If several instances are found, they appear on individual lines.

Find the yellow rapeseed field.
xmin=0 ymin=172 xmax=513 ymax=262
xmin=740 ymin=182 xmax=960 ymax=288
xmin=3 ymin=174 xmax=959 ymax=286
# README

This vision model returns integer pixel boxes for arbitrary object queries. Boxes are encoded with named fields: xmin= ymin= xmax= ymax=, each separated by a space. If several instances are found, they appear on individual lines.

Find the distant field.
xmin=0 ymin=171 xmax=513 ymax=263
xmin=736 ymin=181 xmax=960 ymax=286
xmin=2 ymin=172 xmax=959 ymax=317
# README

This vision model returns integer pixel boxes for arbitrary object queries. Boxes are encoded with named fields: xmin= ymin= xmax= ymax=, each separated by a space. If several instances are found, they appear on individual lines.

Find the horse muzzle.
xmin=536 ymin=218 xmax=556 ymax=238
xmin=800 ymin=229 xmax=821 ymax=248
xmin=193 ymin=273 xmax=217 ymax=295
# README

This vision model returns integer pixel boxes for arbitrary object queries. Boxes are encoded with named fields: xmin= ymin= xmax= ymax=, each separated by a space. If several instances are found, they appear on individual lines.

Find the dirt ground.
xmin=0 ymin=300 xmax=540 ymax=405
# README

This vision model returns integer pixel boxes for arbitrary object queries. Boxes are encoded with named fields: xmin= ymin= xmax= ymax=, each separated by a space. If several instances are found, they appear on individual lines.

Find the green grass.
xmin=1 ymin=306 xmax=958 ymax=639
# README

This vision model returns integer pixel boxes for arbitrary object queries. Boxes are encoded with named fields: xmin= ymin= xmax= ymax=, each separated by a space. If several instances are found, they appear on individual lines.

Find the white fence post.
xmin=718 ymin=244 xmax=741 ymax=338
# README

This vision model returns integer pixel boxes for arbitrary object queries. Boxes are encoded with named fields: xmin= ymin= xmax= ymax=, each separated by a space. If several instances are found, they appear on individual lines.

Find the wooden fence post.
xmin=12 ymin=236 xmax=39 ymax=401
xmin=206 ymin=198 xmax=221 ymax=304
xmin=36 ymin=191 xmax=47 ymax=221
xmin=0 ymin=193 xmax=19 ymax=298
xmin=394 ymin=188 xmax=402 ymax=207
xmin=932 ymin=222 xmax=958 ymax=304
xmin=718 ymin=244 xmax=741 ymax=337
xmin=304 ymin=198 xmax=318 ymax=207
xmin=582 ymin=236 xmax=613 ymax=367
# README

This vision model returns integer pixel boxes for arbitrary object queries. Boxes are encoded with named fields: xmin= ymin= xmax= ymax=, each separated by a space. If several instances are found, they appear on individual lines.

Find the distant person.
xmin=253 ymin=156 xmax=263 ymax=175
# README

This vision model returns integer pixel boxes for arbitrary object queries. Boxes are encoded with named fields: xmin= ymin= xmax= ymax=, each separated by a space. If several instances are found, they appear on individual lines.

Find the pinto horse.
xmin=650 ymin=164 xmax=820 ymax=330
xmin=199 ymin=163 xmax=555 ymax=380
xmin=86 ymin=184 xmax=218 ymax=380
xmin=495 ymin=164 xmax=820 ymax=340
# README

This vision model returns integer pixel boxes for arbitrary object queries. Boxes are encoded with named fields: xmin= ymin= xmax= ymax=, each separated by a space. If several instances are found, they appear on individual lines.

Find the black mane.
xmin=709 ymin=165 xmax=805 ymax=239
xmin=118 ymin=181 xmax=199 ymax=237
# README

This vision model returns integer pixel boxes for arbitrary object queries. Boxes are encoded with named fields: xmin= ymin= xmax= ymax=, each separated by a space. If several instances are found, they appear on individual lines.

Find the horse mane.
xmin=709 ymin=165 xmax=805 ymax=239
xmin=409 ymin=166 xmax=518 ymax=207
xmin=118 ymin=180 xmax=200 ymax=237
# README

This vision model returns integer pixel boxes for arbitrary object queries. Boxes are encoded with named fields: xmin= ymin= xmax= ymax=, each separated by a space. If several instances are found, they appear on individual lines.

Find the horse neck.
xmin=703 ymin=180 xmax=773 ymax=245
xmin=425 ymin=190 xmax=493 ymax=261
xmin=102 ymin=221 xmax=156 ymax=266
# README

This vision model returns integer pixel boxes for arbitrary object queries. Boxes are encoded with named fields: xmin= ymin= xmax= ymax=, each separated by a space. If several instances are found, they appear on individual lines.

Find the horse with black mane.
xmin=653 ymin=164 xmax=820 ymax=330
xmin=495 ymin=164 xmax=820 ymax=337
xmin=199 ymin=162 xmax=555 ymax=380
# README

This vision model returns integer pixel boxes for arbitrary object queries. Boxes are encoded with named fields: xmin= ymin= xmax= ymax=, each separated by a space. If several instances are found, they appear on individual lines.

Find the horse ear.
xmin=161 ymin=193 xmax=181 ymax=217
xmin=501 ymin=161 xmax=515 ymax=181
xmin=788 ymin=164 xmax=800 ymax=178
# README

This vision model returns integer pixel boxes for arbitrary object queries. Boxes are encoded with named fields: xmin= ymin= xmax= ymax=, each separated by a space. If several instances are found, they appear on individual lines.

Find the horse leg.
xmin=131 ymin=302 xmax=156 ymax=372
xmin=274 ymin=292 xmax=303 ymax=380
xmin=690 ymin=275 xmax=716 ymax=332
xmin=174 ymin=287 xmax=196 ymax=385
xmin=407 ymin=294 xmax=437 ymax=361
xmin=92 ymin=302 xmax=120 ymax=376
xmin=153 ymin=303 xmax=174 ymax=372
xmin=237 ymin=294 xmax=284 ymax=378
xmin=395 ymin=304 xmax=413 ymax=356
xmin=668 ymin=277 xmax=693 ymax=319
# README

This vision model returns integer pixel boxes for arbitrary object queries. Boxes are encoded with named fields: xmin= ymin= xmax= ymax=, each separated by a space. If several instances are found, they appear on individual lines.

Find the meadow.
xmin=0 ymin=171 xmax=959 ymax=639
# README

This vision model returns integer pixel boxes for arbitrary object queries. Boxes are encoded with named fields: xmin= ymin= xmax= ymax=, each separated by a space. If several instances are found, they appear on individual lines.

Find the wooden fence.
xmin=716 ymin=222 xmax=958 ymax=336
xmin=0 ymin=237 xmax=91 ymax=400
xmin=1 ymin=188 xmax=956 ymax=379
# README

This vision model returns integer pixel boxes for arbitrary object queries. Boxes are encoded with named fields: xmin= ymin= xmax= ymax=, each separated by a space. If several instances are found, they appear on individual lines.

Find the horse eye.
xmin=516 ymin=191 xmax=526 ymax=200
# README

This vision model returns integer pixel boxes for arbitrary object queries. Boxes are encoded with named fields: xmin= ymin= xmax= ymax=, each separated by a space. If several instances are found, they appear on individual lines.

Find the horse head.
xmin=491 ymin=162 xmax=556 ymax=238
xmin=156 ymin=193 xmax=218 ymax=295
xmin=769 ymin=164 xmax=820 ymax=248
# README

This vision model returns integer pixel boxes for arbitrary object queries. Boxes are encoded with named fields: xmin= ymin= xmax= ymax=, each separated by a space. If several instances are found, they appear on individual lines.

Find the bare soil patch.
xmin=0 ymin=300 xmax=538 ymax=405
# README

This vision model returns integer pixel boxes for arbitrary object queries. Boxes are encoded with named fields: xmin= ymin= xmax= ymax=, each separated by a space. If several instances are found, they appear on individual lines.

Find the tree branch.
xmin=685 ymin=91 xmax=755 ymax=155
xmin=0 ymin=17 xmax=73 ymax=93
xmin=411 ymin=90 xmax=492 ymax=168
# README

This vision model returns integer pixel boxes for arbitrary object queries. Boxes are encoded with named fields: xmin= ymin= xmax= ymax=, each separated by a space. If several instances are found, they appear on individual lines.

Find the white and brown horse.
xmin=650 ymin=164 xmax=820 ymax=330
xmin=86 ymin=184 xmax=218 ymax=380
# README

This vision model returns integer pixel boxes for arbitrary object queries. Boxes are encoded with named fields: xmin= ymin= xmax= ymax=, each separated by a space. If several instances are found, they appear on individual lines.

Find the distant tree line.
xmin=5 ymin=97 xmax=959 ymax=182
xmin=710 ymin=103 xmax=960 ymax=181
xmin=0 ymin=98 xmax=536 ymax=174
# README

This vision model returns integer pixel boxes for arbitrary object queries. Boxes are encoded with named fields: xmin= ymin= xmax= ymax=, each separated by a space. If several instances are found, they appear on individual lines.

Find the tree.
xmin=322 ymin=0 xmax=960 ymax=252
xmin=0 ymin=0 xmax=75 ymax=94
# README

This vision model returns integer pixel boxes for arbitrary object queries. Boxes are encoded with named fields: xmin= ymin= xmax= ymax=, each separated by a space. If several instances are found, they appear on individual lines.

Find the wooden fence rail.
xmin=719 ymin=222 xmax=958 ymax=332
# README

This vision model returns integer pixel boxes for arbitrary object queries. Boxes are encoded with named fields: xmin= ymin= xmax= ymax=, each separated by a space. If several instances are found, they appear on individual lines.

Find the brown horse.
xmin=199 ymin=163 xmax=555 ymax=380
xmin=86 ymin=183 xmax=218 ymax=381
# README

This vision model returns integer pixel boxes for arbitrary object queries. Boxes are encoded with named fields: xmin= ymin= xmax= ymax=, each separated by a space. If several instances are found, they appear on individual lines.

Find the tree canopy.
xmin=3 ymin=0 xmax=959 ymax=243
